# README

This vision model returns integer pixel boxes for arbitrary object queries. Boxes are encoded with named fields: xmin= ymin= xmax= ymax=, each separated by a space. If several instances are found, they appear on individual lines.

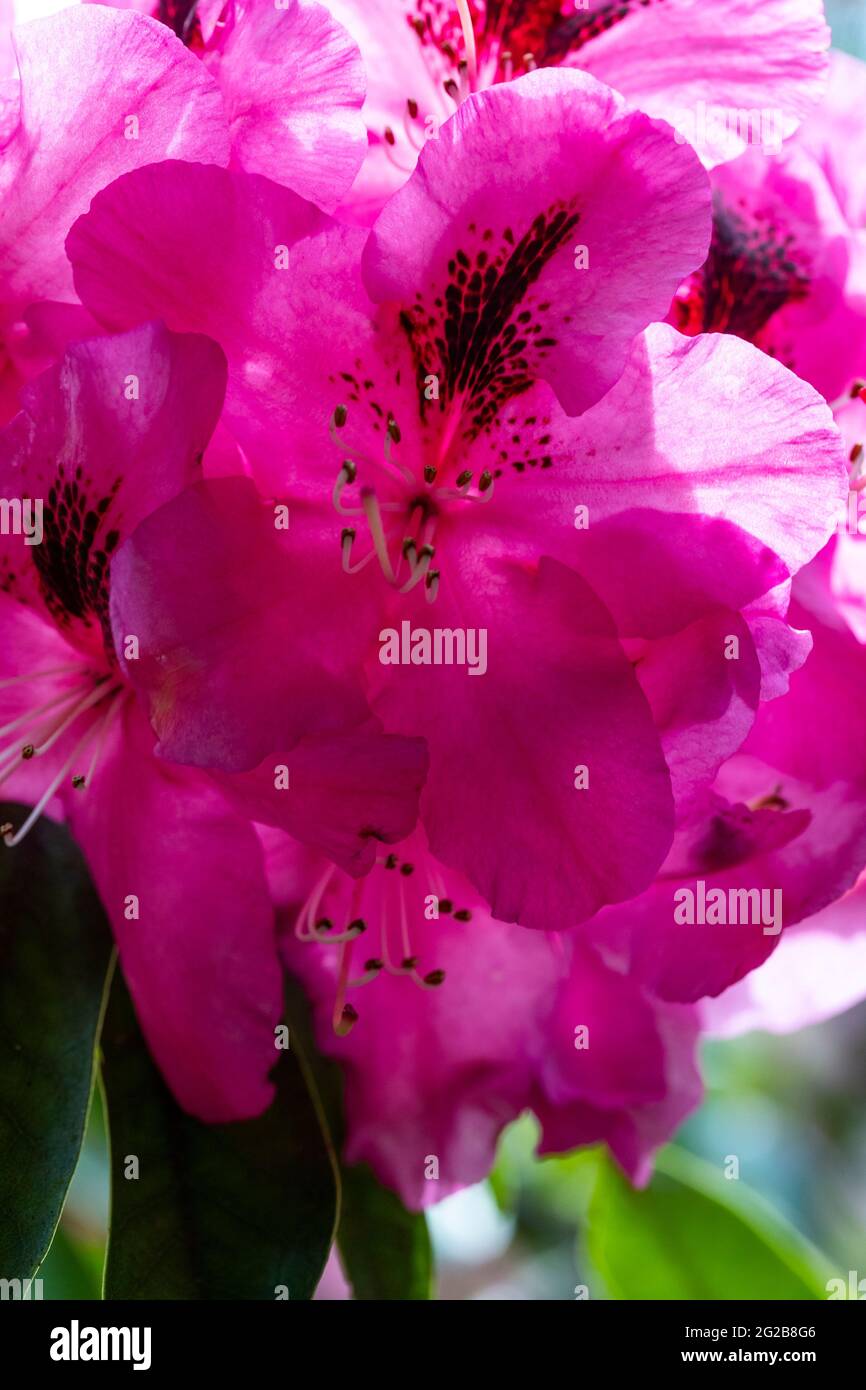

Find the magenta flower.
xmin=264 ymin=827 xmax=700 ymax=1207
xmin=0 ymin=321 xmax=426 ymax=1121
xmin=322 ymin=0 xmax=830 ymax=211
xmin=67 ymin=71 xmax=846 ymax=935
xmin=668 ymin=131 xmax=866 ymax=403
xmin=0 ymin=2 xmax=367 ymax=422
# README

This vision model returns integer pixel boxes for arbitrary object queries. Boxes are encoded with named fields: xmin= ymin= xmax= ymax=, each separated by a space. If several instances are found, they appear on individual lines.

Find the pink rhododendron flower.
xmin=0 ymin=1 xmax=367 ymax=421
xmin=67 ymin=72 xmax=847 ymax=935
xmin=641 ymin=48 xmax=866 ymax=1033
xmin=667 ymin=83 xmax=866 ymax=403
xmin=321 ymin=0 xmax=830 ymax=214
xmin=263 ymin=827 xmax=701 ymax=1207
xmin=0 ymin=322 xmax=426 ymax=1122
xmin=96 ymin=0 xmax=370 ymax=210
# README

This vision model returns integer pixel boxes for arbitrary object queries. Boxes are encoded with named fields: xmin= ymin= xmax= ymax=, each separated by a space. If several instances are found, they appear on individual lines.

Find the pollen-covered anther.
xmin=335 ymin=1003 xmax=359 ymax=1037
xmin=422 ymin=969 xmax=446 ymax=988
xmin=401 ymin=955 xmax=419 ymax=971
xmin=424 ymin=464 xmax=438 ymax=484
xmin=438 ymin=897 xmax=453 ymax=914
xmin=399 ymin=861 xmax=415 ymax=876
xmin=851 ymin=443 xmax=863 ymax=465
xmin=400 ymin=542 xmax=435 ymax=595
xmin=425 ymin=569 xmax=441 ymax=604
xmin=454 ymin=909 xmax=472 ymax=922
xmin=456 ymin=469 xmax=472 ymax=489
xmin=71 ymin=774 xmax=86 ymax=790
xmin=851 ymin=380 xmax=866 ymax=399
xmin=21 ymin=743 xmax=34 ymax=760
xmin=384 ymin=852 xmax=398 ymax=869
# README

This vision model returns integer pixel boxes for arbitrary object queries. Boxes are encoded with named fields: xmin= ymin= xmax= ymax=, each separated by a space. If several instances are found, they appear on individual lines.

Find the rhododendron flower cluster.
xmin=1 ymin=0 xmax=865 ymax=1281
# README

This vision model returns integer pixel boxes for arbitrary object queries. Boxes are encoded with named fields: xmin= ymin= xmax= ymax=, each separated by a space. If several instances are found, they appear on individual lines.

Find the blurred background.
xmin=35 ymin=0 xmax=866 ymax=1299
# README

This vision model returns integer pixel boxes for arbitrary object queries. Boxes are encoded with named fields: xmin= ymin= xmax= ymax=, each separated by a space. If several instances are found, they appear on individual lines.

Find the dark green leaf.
xmin=0 ymin=804 xmax=113 ymax=1277
xmin=338 ymin=1163 xmax=433 ymax=1300
xmin=284 ymin=974 xmax=433 ymax=1300
xmin=101 ymin=970 xmax=338 ymax=1299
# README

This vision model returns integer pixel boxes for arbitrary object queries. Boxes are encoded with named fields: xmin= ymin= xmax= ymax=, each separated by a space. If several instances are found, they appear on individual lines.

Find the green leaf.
xmin=586 ymin=1146 xmax=834 ymax=1300
xmin=101 ymin=970 xmax=338 ymax=1300
xmin=284 ymin=974 xmax=433 ymax=1300
xmin=338 ymin=1163 xmax=433 ymax=1300
xmin=37 ymin=1222 xmax=105 ymax=1301
xmin=0 ymin=804 xmax=114 ymax=1277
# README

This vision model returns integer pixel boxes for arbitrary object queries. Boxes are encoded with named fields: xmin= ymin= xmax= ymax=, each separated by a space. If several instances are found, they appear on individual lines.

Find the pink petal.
xmin=67 ymin=700 xmax=282 ymax=1122
xmin=364 ymin=67 xmax=711 ymax=416
xmin=212 ymin=729 xmax=429 ymax=877
xmin=565 ymin=0 xmax=829 ymax=168
xmin=214 ymin=0 xmax=366 ymax=211
xmin=371 ymin=554 xmax=674 ymax=930
xmin=109 ymin=476 xmax=383 ymax=770
xmin=0 ymin=322 xmax=226 ymax=656
xmin=0 ymin=7 xmax=229 ymax=306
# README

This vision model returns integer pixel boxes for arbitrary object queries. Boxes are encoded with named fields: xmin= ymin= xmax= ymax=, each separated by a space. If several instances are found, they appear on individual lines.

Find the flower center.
xmin=672 ymin=198 xmax=810 ymax=346
xmin=0 ymin=665 xmax=126 ymax=845
xmin=329 ymin=404 xmax=494 ymax=601
xmin=294 ymin=847 xmax=473 ymax=1036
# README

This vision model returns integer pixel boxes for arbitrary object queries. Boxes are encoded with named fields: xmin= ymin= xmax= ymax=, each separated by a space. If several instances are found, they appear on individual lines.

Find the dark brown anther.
xmin=0 ymin=822 xmax=12 ymax=837
xmin=21 ymin=744 xmax=34 ymax=760
xmin=71 ymin=775 xmax=86 ymax=790
xmin=456 ymin=469 xmax=472 ymax=488
xmin=478 ymin=470 xmax=493 ymax=492
xmin=400 ymin=862 xmax=415 ymax=876
xmin=315 ymin=917 xmax=334 ymax=933
xmin=342 ymin=459 xmax=357 ymax=483
xmin=384 ymin=853 xmax=398 ymax=869
xmin=364 ymin=958 xmax=384 ymax=972
xmin=454 ymin=909 xmax=472 ymax=922
xmin=424 ymin=464 xmax=437 ymax=484
xmin=335 ymin=1004 xmax=359 ymax=1036
xmin=341 ymin=527 xmax=356 ymax=545
xmin=401 ymin=956 xmax=418 ymax=970
xmin=387 ymin=418 xmax=402 ymax=444
xmin=407 ymin=99 xmax=419 ymax=119
xmin=348 ymin=918 xmax=367 ymax=935
xmin=333 ymin=404 xmax=348 ymax=427
xmin=438 ymin=898 xmax=453 ymax=914
xmin=425 ymin=569 xmax=440 ymax=589
xmin=851 ymin=443 xmax=864 ymax=465
xmin=384 ymin=127 xmax=396 ymax=146
xmin=424 ymin=969 xmax=446 ymax=987
xmin=402 ymin=537 xmax=417 ymax=556
xmin=850 ymin=380 xmax=866 ymax=398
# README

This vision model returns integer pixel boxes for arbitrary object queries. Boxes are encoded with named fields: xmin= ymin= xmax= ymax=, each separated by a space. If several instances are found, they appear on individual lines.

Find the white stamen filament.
xmin=294 ymin=863 xmax=337 ymax=941
xmin=0 ymin=663 xmax=85 ymax=692
xmin=27 ymin=678 xmax=112 ymax=758
xmin=0 ymin=685 xmax=87 ymax=743
xmin=3 ymin=717 xmax=104 ymax=847
xmin=362 ymin=490 xmax=396 ymax=581
xmin=402 ymin=104 xmax=425 ymax=153
xmin=455 ymin=0 xmax=478 ymax=83
xmin=76 ymin=692 xmax=124 ymax=789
